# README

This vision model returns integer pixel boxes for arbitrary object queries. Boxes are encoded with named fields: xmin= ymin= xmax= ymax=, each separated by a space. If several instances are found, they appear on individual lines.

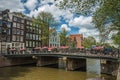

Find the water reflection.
xmin=0 ymin=66 xmax=115 ymax=80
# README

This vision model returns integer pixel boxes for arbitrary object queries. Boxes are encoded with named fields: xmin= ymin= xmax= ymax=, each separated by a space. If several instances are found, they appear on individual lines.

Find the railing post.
xmin=118 ymin=49 xmax=120 ymax=58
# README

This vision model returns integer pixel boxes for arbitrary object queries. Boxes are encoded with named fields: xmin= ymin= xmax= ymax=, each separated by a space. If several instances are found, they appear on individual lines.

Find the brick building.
xmin=70 ymin=34 xmax=83 ymax=48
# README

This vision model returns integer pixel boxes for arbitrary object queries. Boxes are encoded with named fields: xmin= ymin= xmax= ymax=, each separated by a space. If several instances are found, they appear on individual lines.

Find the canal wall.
xmin=101 ymin=60 xmax=118 ymax=75
xmin=0 ymin=55 xmax=36 ymax=67
xmin=117 ymin=63 xmax=120 ymax=80
xmin=0 ymin=55 xmax=11 ymax=67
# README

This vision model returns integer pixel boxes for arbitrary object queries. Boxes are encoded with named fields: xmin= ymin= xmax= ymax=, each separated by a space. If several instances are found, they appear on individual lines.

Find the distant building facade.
xmin=49 ymin=29 xmax=60 ymax=47
xmin=0 ymin=9 xmax=42 ymax=53
xmin=70 ymin=34 xmax=83 ymax=48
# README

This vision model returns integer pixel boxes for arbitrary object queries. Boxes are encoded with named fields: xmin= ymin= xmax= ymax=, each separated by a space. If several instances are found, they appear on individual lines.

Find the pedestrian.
xmin=7 ymin=46 xmax=10 ymax=54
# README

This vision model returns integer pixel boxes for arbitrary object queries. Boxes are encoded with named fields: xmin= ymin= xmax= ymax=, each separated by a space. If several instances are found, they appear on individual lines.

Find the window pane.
xmin=21 ymin=24 xmax=24 ymax=29
xmin=0 ymin=20 xmax=2 ymax=26
xmin=13 ymin=22 xmax=16 ymax=27
xmin=12 ymin=35 xmax=16 ymax=41
xmin=26 ymin=41 xmax=28 ymax=47
xmin=16 ymin=36 xmax=20 ymax=41
xmin=7 ymin=36 xmax=10 ymax=42
xmin=13 ymin=17 xmax=17 ymax=21
xmin=16 ymin=29 xmax=20 ymax=34
xmin=21 ymin=30 xmax=24 ymax=35
xmin=12 ymin=29 xmax=16 ymax=34
xmin=20 ymin=36 xmax=23 ymax=41
xmin=26 ymin=33 xmax=29 ymax=39
xmin=7 ymin=22 xmax=11 ymax=28
xmin=17 ymin=23 xmax=20 ymax=28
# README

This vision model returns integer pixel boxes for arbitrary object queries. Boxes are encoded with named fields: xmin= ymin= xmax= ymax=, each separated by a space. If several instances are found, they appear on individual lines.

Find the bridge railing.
xmin=1 ymin=48 xmax=120 ymax=59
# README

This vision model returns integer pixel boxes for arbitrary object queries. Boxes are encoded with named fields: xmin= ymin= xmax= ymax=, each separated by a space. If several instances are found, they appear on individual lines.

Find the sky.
xmin=0 ymin=0 xmax=100 ymax=41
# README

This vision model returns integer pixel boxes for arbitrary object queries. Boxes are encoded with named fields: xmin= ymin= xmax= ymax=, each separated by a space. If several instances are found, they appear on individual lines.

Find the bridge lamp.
xmin=32 ymin=56 xmax=38 ymax=59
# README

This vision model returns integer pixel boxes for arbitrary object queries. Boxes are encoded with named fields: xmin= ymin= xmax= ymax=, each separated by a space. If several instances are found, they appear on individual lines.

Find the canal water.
xmin=0 ymin=66 xmax=115 ymax=80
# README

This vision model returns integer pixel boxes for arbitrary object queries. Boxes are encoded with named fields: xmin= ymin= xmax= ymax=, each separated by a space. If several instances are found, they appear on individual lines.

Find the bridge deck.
xmin=2 ymin=52 xmax=120 ymax=61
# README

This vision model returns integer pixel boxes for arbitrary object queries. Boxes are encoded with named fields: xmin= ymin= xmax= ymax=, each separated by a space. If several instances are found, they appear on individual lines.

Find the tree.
xmin=82 ymin=36 xmax=96 ymax=48
xmin=60 ymin=28 xmax=68 ymax=46
xmin=56 ymin=0 xmax=102 ymax=15
xmin=57 ymin=0 xmax=120 ymax=47
xmin=112 ymin=32 xmax=120 ymax=48
xmin=33 ymin=11 xmax=58 ymax=47
xmin=92 ymin=0 xmax=120 ymax=42
xmin=12 ymin=12 xmax=26 ymax=17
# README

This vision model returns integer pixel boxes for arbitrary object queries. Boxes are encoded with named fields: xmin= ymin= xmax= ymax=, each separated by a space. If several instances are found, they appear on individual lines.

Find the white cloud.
xmin=24 ymin=0 xmax=38 ymax=11
xmin=79 ymin=28 xmax=100 ymax=41
xmin=69 ymin=16 xmax=94 ymax=29
xmin=28 ymin=1 xmax=73 ymax=22
xmin=61 ymin=24 xmax=71 ymax=32
xmin=0 ymin=0 xmax=101 ymax=41
xmin=0 ymin=0 xmax=24 ymax=12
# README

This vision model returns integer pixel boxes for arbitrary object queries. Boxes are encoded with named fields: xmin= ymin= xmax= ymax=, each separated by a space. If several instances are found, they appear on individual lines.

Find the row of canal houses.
xmin=0 ymin=9 xmax=83 ymax=53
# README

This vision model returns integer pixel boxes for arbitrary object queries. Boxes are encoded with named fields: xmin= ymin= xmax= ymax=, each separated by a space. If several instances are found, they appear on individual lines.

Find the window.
xmin=13 ymin=17 xmax=17 ymax=21
xmin=2 ymin=21 xmax=7 ymax=27
xmin=8 ymin=29 xmax=11 ymax=35
xmin=39 ymin=36 xmax=41 ymax=40
xmin=7 ymin=36 xmax=10 ymax=42
xmin=29 ymin=34 xmax=32 ymax=39
xmin=33 ymin=34 xmax=35 ymax=40
xmin=32 ymin=28 xmax=35 ymax=33
xmin=21 ymin=19 xmax=24 ymax=23
xmin=26 ymin=41 xmax=28 ymax=47
xmin=13 ymin=22 xmax=16 ymax=27
xmin=0 ymin=27 xmax=1 ymax=34
xmin=29 ymin=41 xmax=32 ymax=47
xmin=16 ymin=29 xmax=20 ymax=34
xmin=39 ymin=30 xmax=41 ymax=34
xmin=36 ymin=35 xmax=38 ymax=40
xmin=26 ymin=33 xmax=29 ymax=39
xmin=0 ymin=20 xmax=2 ymax=26
xmin=30 ymin=27 xmax=32 ymax=32
xmin=17 ymin=23 xmax=20 ymax=28
xmin=30 ymin=22 xmax=32 ymax=26
xmin=16 ymin=36 xmax=20 ymax=41
xmin=7 ymin=22 xmax=11 ymax=28
xmin=17 ymin=18 xmax=21 ymax=22
xmin=20 ymin=36 xmax=23 ymax=41
xmin=21 ymin=24 xmax=24 ymax=29
xmin=12 ymin=35 xmax=16 ymax=41
xmin=33 ymin=42 xmax=35 ymax=47
xmin=36 ymin=42 xmax=38 ymax=47
xmin=21 ymin=30 xmax=24 ymax=35
xmin=27 ymin=21 xmax=29 ymax=25
xmin=12 ymin=29 xmax=16 ymax=34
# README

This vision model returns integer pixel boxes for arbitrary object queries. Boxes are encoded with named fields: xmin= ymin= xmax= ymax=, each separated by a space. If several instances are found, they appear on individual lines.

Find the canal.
xmin=0 ymin=65 xmax=115 ymax=80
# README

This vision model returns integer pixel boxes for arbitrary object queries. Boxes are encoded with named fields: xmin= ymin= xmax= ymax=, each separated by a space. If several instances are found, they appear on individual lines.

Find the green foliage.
xmin=12 ymin=12 xmax=26 ymax=17
xmin=57 ymin=0 xmax=120 ymax=47
xmin=70 ymin=41 xmax=77 ymax=49
xmin=82 ymin=36 xmax=96 ymax=48
xmin=57 ymin=0 xmax=101 ymax=15
xmin=112 ymin=32 xmax=120 ymax=48
xmin=60 ymin=28 xmax=68 ymax=46
xmin=92 ymin=0 xmax=120 ymax=45
xmin=33 ymin=11 xmax=57 ymax=46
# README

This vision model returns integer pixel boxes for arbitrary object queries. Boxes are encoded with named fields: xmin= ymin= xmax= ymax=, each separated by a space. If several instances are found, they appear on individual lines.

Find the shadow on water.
xmin=0 ymin=63 xmax=36 ymax=80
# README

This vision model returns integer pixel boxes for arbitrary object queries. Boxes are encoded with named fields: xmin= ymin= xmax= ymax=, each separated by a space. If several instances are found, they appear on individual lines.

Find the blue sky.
xmin=0 ymin=0 xmax=100 ymax=41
